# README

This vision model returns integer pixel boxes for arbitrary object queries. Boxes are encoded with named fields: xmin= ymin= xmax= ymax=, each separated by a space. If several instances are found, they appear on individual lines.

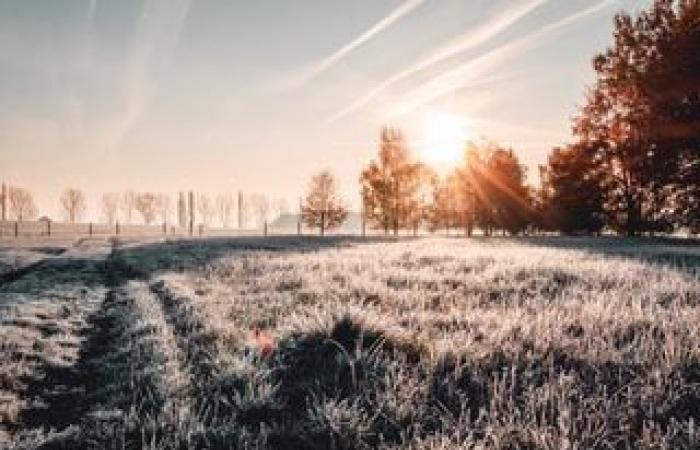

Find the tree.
xmin=539 ymin=145 xmax=606 ymax=234
xmin=156 ymin=194 xmax=172 ymax=225
xmin=427 ymin=173 xmax=457 ymax=234
xmin=301 ymin=171 xmax=348 ymax=235
xmin=248 ymin=193 xmax=270 ymax=228
xmin=449 ymin=143 xmax=532 ymax=235
xmin=8 ymin=186 xmax=37 ymax=221
xmin=196 ymin=193 xmax=215 ymax=226
xmin=135 ymin=193 xmax=158 ymax=225
xmin=60 ymin=188 xmax=86 ymax=223
xmin=101 ymin=193 xmax=120 ymax=225
xmin=360 ymin=127 xmax=429 ymax=235
xmin=483 ymin=147 xmax=533 ymax=235
xmin=121 ymin=191 xmax=137 ymax=224
xmin=177 ymin=192 xmax=187 ymax=228
xmin=573 ymin=1 xmax=700 ymax=234
xmin=215 ymin=193 xmax=235 ymax=228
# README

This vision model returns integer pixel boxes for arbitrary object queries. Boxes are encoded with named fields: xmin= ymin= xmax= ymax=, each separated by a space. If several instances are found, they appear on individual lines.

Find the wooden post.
xmin=263 ymin=220 xmax=268 ymax=237
xmin=116 ymin=221 xmax=120 ymax=236
xmin=162 ymin=222 xmax=166 ymax=235
xmin=320 ymin=212 xmax=325 ymax=237
xmin=14 ymin=221 xmax=18 ymax=238
xmin=199 ymin=224 xmax=203 ymax=236
xmin=238 ymin=191 xmax=244 ymax=229
xmin=89 ymin=222 xmax=93 ymax=236
xmin=47 ymin=219 xmax=51 ymax=237
xmin=297 ymin=220 xmax=301 ymax=236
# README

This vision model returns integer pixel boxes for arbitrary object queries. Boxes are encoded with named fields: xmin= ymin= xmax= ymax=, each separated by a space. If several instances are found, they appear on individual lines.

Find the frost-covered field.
xmin=1 ymin=236 xmax=699 ymax=449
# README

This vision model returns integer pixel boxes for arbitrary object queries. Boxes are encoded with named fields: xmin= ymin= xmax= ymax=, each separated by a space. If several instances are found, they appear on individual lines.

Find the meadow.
xmin=0 ymin=236 xmax=699 ymax=449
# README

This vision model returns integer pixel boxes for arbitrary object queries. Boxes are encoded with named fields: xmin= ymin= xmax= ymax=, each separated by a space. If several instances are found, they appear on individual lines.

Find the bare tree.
xmin=196 ymin=193 xmax=215 ymax=226
xmin=155 ymin=193 xmax=172 ymax=225
xmin=60 ymin=188 xmax=87 ymax=223
xmin=100 ymin=193 xmax=120 ymax=224
xmin=135 ymin=192 xmax=158 ymax=225
xmin=249 ymin=193 xmax=270 ymax=228
xmin=215 ymin=193 xmax=235 ymax=228
xmin=301 ymin=171 xmax=348 ymax=235
xmin=177 ymin=192 xmax=187 ymax=228
xmin=121 ymin=191 xmax=137 ymax=224
xmin=8 ymin=186 xmax=38 ymax=221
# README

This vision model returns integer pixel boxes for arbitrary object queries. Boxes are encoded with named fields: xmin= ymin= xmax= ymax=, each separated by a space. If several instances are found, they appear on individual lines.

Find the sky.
xmin=0 ymin=0 xmax=652 ymax=220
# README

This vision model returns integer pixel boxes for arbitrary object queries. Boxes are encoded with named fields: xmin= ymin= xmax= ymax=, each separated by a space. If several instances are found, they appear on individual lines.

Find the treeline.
xmin=0 ymin=183 xmax=288 ymax=229
xmin=357 ymin=0 xmax=699 ymax=237
xmin=358 ymin=129 xmax=534 ymax=236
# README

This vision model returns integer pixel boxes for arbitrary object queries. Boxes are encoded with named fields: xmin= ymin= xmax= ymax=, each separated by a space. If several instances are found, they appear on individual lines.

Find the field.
xmin=0 ymin=236 xmax=699 ymax=449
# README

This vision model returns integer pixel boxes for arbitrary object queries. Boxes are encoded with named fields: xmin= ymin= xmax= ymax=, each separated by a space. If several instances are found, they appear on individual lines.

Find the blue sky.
xmin=0 ymin=0 xmax=650 ymax=219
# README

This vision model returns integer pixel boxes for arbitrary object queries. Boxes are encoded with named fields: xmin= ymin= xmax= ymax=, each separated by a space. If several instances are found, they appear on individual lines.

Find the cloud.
xmin=272 ymin=0 xmax=424 ymax=92
xmin=98 ymin=0 xmax=191 ymax=151
xmin=386 ymin=0 xmax=619 ymax=117
xmin=88 ymin=0 xmax=98 ymax=23
xmin=328 ymin=0 xmax=552 ymax=122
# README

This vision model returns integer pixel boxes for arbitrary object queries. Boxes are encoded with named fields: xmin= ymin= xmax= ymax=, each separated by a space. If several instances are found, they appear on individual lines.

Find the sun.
xmin=418 ymin=111 xmax=471 ymax=168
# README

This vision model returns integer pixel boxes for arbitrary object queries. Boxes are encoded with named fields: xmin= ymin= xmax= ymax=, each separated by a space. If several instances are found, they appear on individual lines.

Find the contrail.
xmin=387 ymin=0 xmax=618 ymax=117
xmin=328 ymin=0 xmax=551 ymax=122
xmin=100 ymin=0 xmax=192 ymax=151
xmin=88 ymin=0 xmax=98 ymax=23
xmin=279 ymin=0 xmax=424 ymax=91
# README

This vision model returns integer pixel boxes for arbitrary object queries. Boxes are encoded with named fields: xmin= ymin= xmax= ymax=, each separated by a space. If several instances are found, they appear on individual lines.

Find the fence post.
xmin=162 ymin=222 xmax=166 ymax=235
xmin=264 ymin=221 xmax=268 ymax=237
xmin=116 ymin=221 xmax=120 ymax=236
xmin=14 ymin=221 xmax=18 ymax=238
xmin=199 ymin=224 xmax=203 ymax=236
xmin=89 ymin=222 xmax=93 ymax=236
xmin=47 ymin=219 xmax=51 ymax=237
xmin=320 ymin=212 xmax=325 ymax=237
xmin=297 ymin=220 xmax=301 ymax=236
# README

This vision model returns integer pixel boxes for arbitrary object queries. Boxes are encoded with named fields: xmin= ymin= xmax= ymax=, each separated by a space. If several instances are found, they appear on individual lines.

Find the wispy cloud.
xmin=387 ymin=0 xmax=618 ymax=117
xmin=88 ymin=0 xmax=98 ymax=23
xmin=328 ymin=0 xmax=551 ymax=122
xmin=273 ymin=0 xmax=424 ymax=92
xmin=98 ymin=0 xmax=191 ymax=151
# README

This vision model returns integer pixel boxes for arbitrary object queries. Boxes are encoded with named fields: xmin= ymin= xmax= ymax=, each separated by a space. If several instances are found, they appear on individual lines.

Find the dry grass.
xmin=1 ymin=236 xmax=699 ymax=449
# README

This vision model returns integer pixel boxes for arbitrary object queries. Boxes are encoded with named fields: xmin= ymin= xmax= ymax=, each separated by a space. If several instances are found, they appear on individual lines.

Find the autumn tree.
xmin=573 ymin=0 xmax=700 ymax=234
xmin=427 ymin=173 xmax=458 ymax=233
xmin=8 ymin=186 xmax=37 ymax=221
xmin=484 ymin=147 xmax=533 ymax=235
xmin=301 ymin=171 xmax=348 ymax=235
xmin=60 ymin=188 xmax=86 ymax=223
xmin=360 ymin=127 xmax=429 ymax=235
xmin=539 ymin=145 xmax=606 ymax=234
xmin=135 ymin=193 xmax=158 ymax=225
xmin=101 ymin=193 xmax=120 ymax=225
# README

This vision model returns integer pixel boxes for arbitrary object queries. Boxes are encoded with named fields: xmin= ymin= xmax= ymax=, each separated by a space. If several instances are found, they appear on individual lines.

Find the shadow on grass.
xmin=112 ymin=235 xmax=403 ymax=279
